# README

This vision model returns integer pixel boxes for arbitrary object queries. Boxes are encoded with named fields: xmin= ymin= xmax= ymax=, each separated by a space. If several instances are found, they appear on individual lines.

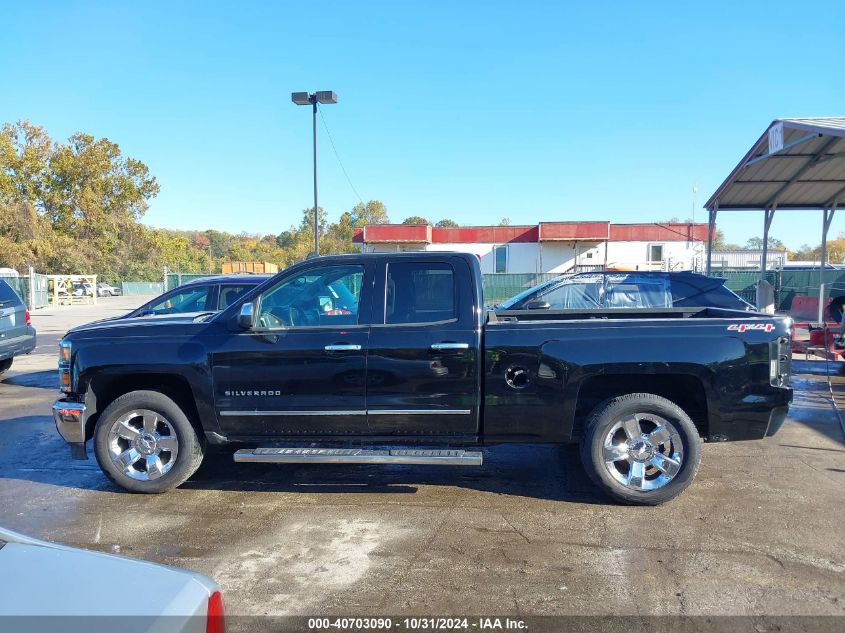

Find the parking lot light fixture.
xmin=291 ymin=90 xmax=338 ymax=256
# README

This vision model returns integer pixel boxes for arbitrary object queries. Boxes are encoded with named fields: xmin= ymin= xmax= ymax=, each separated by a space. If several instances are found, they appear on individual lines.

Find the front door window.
xmin=256 ymin=265 xmax=364 ymax=328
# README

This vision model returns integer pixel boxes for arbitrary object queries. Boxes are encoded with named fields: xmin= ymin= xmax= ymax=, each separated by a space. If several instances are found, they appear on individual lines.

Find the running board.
xmin=233 ymin=447 xmax=482 ymax=466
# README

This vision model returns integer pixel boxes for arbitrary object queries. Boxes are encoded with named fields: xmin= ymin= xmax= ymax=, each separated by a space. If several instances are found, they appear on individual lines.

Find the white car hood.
xmin=0 ymin=527 xmax=216 ymax=627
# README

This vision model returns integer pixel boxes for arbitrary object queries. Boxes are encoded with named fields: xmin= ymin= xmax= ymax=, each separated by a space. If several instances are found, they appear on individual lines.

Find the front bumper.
xmin=52 ymin=399 xmax=89 ymax=459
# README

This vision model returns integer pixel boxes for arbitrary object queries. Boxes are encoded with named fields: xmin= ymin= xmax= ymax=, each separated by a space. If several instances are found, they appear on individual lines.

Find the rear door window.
xmin=604 ymin=274 xmax=671 ymax=308
xmin=386 ymin=262 xmax=456 ymax=324
xmin=217 ymin=284 xmax=255 ymax=310
xmin=145 ymin=286 xmax=212 ymax=315
xmin=671 ymin=279 xmax=750 ymax=309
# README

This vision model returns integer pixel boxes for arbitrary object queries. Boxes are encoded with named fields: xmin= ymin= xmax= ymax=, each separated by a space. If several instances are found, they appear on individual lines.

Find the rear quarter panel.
xmin=483 ymin=316 xmax=790 ymax=442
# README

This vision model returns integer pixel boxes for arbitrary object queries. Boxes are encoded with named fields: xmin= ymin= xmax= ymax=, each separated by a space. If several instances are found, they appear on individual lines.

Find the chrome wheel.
xmin=107 ymin=409 xmax=179 ymax=481
xmin=602 ymin=413 xmax=683 ymax=491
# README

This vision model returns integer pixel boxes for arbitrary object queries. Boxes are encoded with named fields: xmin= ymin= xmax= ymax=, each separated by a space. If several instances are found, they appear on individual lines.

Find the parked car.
xmin=97 ymin=282 xmax=121 ymax=297
xmin=0 ymin=526 xmax=224 ymax=632
xmin=71 ymin=282 xmax=93 ymax=297
xmin=0 ymin=279 xmax=36 ymax=376
xmin=125 ymin=274 xmax=271 ymax=318
xmin=497 ymin=271 xmax=755 ymax=311
xmin=52 ymin=253 xmax=792 ymax=505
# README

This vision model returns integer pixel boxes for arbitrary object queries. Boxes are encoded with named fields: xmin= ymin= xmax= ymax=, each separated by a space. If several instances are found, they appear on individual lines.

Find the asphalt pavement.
xmin=0 ymin=298 xmax=843 ymax=625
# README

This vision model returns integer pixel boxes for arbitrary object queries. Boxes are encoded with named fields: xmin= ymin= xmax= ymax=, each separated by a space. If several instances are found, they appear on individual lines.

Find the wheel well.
xmin=572 ymin=374 xmax=708 ymax=440
xmin=84 ymin=373 xmax=202 ymax=440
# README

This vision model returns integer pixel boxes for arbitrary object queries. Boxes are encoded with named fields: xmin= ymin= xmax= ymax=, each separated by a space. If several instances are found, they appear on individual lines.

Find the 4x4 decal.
xmin=728 ymin=323 xmax=775 ymax=333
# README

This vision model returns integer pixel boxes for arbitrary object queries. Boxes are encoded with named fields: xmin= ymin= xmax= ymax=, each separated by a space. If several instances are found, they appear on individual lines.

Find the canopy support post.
xmin=705 ymin=202 xmax=718 ymax=275
xmin=760 ymin=207 xmax=775 ymax=279
xmin=818 ymin=204 xmax=838 ymax=325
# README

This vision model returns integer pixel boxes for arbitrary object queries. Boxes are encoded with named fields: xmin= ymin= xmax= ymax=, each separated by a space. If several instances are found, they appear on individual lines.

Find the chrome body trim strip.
xmin=367 ymin=409 xmax=472 ymax=415
xmin=324 ymin=344 xmax=362 ymax=351
xmin=219 ymin=410 xmax=365 ymax=417
xmin=219 ymin=409 xmax=471 ymax=417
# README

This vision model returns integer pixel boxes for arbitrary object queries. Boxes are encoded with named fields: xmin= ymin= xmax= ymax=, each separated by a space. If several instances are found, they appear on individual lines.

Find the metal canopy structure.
xmin=704 ymin=117 xmax=845 ymax=321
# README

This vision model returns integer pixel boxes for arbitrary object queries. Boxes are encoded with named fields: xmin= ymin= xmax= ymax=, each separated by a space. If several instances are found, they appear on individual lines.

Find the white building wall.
xmin=606 ymin=241 xmax=704 ymax=271
xmin=426 ymin=242 xmax=541 ymax=273
xmin=537 ymin=242 xmax=606 ymax=272
xmin=362 ymin=239 xmax=704 ymax=272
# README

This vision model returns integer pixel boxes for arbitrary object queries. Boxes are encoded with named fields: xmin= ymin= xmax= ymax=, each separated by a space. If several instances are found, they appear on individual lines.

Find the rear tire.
xmin=0 ymin=358 xmax=11 ymax=375
xmin=580 ymin=393 xmax=701 ymax=505
xmin=93 ymin=390 xmax=205 ymax=493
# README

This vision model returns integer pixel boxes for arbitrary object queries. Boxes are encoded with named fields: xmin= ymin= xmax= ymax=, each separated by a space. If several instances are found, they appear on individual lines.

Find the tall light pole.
xmin=291 ymin=90 xmax=338 ymax=256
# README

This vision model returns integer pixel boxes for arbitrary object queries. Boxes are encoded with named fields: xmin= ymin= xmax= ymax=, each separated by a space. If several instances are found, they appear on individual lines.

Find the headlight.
xmin=58 ymin=341 xmax=72 ymax=393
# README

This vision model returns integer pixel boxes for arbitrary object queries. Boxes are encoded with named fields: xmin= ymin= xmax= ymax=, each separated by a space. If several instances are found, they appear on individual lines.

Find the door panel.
xmin=212 ymin=263 xmax=372 ymax=437
xmin=213 ymin=328 xmax=369 ymax=436
xmin=365 ymin=258 xmax=479 ymax=436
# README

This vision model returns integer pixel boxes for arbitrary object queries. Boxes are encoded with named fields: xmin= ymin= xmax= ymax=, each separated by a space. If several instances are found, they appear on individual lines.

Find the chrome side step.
xmin=233 ymin=447 xmax=482 ymax=466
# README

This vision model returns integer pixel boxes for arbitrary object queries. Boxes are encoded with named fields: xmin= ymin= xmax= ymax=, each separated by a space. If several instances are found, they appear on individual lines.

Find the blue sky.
xmin=3 ymin=0 xmax=845 ymax=249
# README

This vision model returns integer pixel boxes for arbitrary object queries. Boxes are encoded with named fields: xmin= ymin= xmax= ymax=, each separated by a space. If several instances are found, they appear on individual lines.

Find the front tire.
xmin=0 ymin=358 xmax=12 ymax=376
xmin=580 ymin=393 xmax=701 ymax=505
xmin=93 ymin=390 xmax=205 ymax=493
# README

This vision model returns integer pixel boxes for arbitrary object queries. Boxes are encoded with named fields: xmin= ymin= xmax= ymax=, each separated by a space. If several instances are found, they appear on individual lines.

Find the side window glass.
xmin=218 ymin=285 xmax=252 ymax=310
xmin=386 ymin=262 xmax=455 ymax=324
xmin=605 ymin=274 xmax=671 ymax=308
xmin=540 ymin=281 xmax=601 ymax=309
xmin=148 ymin=286 xmax=210 ymax=314
xmin=257 ymin=265 xmax=363 ymax=328
xmin=0 ymin=280 xmax=23 ymax=305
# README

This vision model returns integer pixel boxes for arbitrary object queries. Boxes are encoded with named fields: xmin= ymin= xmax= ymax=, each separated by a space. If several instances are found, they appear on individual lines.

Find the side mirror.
xmin=238 ymin=302 xmax=256 ymax=329
xmin=524 ymin=300 xmax=551 ymax=310
xmin=139 ymin=310 xmax=155 ymax=317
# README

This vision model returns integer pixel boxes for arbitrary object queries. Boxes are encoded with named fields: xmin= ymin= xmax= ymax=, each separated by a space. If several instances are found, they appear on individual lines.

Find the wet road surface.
xmin=1 ymin=300 xmax=843 ymax=622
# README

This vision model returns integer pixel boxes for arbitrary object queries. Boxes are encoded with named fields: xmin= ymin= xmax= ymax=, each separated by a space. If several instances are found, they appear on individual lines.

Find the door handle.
xmin=430 ymin=342 xmax=469 ymax=351
xmin=324 ymin=344 xmax=362 ymax=351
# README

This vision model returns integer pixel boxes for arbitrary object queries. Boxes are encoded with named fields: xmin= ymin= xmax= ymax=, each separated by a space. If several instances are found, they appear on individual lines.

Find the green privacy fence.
xmin=121 ymin=282 xmax=164 ymax=296
xmin=719 ymin=269 xmax=845 ymax=312
xmin=718 ymin=271 xmax=779 ymax=305
xmin=165 ymin=273 xmax=213 ymax=292
xmin=482 ymin=273 xmax=561 ymax=305
xmin=0 ymin=273 xmax=49 ymax=309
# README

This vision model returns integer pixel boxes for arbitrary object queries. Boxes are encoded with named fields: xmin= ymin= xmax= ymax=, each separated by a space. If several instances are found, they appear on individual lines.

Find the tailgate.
xmin=0 ymin=304 xmax=26 ymax=340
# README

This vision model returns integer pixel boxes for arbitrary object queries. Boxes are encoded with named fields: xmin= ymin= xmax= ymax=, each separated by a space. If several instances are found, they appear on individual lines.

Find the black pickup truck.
xmin=52 ymin=252 xmax=792 ymax=504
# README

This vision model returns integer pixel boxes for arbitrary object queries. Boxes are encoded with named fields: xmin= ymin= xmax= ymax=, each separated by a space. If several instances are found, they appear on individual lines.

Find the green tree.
xmin=402 ymin=215 xmax=430 ymax=225
xmin=499 ymin=217 xmax=511 ymax=226
xmin=745 ymin=236 xmax=784 ymax=250
xmin=711 ymin=229 xmax=741 ymax=250
xmin=435 ymin=219 xmax=459 ymax=228
xmin=350 ymin=200 xmax=389 ymax=226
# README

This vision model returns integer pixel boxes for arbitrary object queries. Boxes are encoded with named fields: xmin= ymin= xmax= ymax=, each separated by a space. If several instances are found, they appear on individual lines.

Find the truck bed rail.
xmin=487 ymin=307 xmax=761 ymax=323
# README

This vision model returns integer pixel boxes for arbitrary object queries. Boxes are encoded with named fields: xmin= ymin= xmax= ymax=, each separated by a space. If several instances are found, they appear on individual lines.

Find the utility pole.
xmin=292 ymin=91 xmax=338 ymax=256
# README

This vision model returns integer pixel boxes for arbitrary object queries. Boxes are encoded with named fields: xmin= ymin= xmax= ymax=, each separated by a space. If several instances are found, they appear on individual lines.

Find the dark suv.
xmin=0 ymin=279 xmax=36 ymax=375
xmin=125 ymin=274 xmax=271 ymax=318
xmin=498 ymin=271 xmax=754 ymax=311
